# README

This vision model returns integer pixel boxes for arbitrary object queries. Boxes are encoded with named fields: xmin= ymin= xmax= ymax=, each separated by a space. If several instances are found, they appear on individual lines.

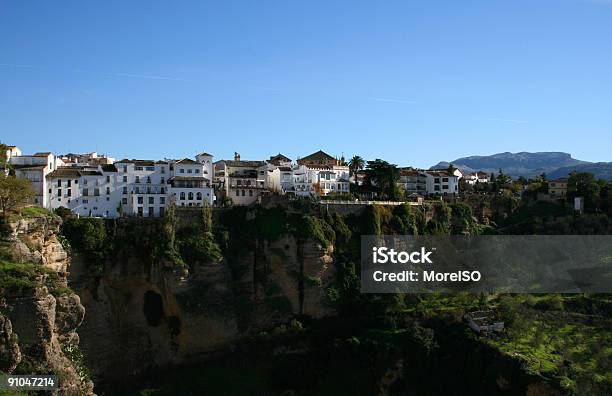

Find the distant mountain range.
xmin=432 ymin=152 xmax=612 ymax=180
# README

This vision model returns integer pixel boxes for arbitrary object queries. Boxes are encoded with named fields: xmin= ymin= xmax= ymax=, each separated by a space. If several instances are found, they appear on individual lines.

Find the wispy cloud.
xmin=110 ymin=72 xmax=194 ymax=82
xmin=1 ymin=62 xmax=193 ymax=83
xmin=481 ymin=117 xmax=528 ymax=124
xmin=0 ymin=63 xmax=38 ymax=69
xmin=367 ymin=96 xmax=416 ymax=105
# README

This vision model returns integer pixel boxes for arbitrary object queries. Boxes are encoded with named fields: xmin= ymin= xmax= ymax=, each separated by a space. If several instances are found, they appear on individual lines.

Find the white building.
xmin=425 ymin=170 xmax=459 ymax=195
xmin=295 ymin=150 xmax=350 ymax=196
xmin=10 ymin=152 xmax=64 ymax=207
xmin=397 ymin=168 xmax=460 ymax=196
xmin=4 ymin=145 xmax=22 ymax=162
xmin=44 ymin=153 xmax=214 ymax=218
xmin=464 ymin=171 xmax=490 ymax=185
xmin=46 ymin=164 xmax=122 ymax=218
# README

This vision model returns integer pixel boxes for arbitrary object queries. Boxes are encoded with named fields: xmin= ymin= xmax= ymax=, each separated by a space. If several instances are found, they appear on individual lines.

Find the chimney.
xmin=234 ymin=152 xmax=241 ymax=161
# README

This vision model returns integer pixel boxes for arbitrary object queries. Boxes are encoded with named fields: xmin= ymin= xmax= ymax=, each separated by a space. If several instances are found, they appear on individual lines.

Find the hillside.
xmin=432 ymin=152 xmax=590 ymax=178
xmin=548 ymin=162 xmax=612 ymax=180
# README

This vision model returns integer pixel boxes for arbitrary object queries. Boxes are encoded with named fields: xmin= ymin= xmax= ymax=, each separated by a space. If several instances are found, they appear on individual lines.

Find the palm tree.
xmin=349 ymin=155 xmax=365 ymax=181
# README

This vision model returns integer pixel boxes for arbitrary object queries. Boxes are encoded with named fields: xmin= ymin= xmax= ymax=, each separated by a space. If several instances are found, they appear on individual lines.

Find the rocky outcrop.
xmin=0 ymin=313 xmax=21 ymax=372
xmin=1 ymin=216 xmax=93 ymax=395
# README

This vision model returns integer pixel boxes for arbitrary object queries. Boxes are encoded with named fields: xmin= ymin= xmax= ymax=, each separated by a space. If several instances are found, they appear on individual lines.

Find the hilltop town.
xmin=2 ymin=144 xmax=580 ymax=219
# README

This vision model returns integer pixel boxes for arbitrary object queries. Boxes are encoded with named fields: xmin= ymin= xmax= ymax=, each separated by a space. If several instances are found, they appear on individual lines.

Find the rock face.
xmin=72 ymin=219 xmax=335 ymax=389
xmin=1 ymin=216 xmax=93 ymax=395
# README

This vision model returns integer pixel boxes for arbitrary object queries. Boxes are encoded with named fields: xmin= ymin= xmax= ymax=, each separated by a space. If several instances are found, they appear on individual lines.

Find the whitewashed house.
xmin=425 ymin=170 xmax=459 ymax=196
xmin=296 ymin=150 xmax=350 ymax=196
xmin=46 ymin=164 xmax=122 ymax=218
xmin=465 ymin=171 xmax=490 ymax=185
xmin=10 ymin=152 xmax=64 ymax=207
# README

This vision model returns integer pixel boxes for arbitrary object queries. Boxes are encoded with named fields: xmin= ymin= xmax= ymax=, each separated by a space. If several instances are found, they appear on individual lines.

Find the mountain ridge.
xmin=431 ymin=151 xmax=612 ymax=180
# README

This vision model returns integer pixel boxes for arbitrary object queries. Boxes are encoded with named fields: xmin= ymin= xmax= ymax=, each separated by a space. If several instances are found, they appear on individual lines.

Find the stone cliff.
xmin=70 ymin=214 xmax=336 ymax=389
xmin=0 ymin=216 xmax=94 ymax=395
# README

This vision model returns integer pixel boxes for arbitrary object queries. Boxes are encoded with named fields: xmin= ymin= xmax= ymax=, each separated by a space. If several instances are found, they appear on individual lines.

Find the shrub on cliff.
xmin=61 ymin=218 xmax=107 ymax=273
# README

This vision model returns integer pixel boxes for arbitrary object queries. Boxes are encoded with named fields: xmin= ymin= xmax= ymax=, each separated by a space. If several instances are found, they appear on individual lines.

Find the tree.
xmin=567 ymin=172 xmax=601 ymax=210
xmin=349 ymin=155 xmax=365 ymax=181
xmin=496 ymin=169 xmax=512 ymax=186
xmin=0 ymin=174 xmax=34 ymax=214
xmin=364 ymin=159 xmax=400 ymax=200
xmin=0 ymin=143 xmax=8 ymax=170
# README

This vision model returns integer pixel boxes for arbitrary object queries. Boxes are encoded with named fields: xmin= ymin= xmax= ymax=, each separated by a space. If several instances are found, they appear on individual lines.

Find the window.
xmin=137 ymin=207 xmax=143 ymax=216
xmin=442 ymin=185 xmax=449 ymax=190
xmin=94 ymin=188 xmax=100 ymax=196
xmin=106 ymin=187 xmax=110 ymax=195
xmin=180 ymin=169 xmax=185 ymax=174
xmin=442 ymin=178 xmax=449 ymax=182
xmin=123 ymin=176 xmax=128 ymax=182
xmin=237 ymin=179 xmax=242 ymax=186
xmin=138 ymin=197 xmax=143 ymax=204
xmin=74 ymin=179 xmax=78 ymax=184
xmin=84 ymin=179 xmax=88 ymax=185
xmin=57 ymin=189 xmax=61 ymax=196
xmin=180 ymin=192 xmax=186 ymax=200
xmin=160 ymin=197 xmax=165 ymax=204
xmin=236 ymin=190 xmax=240 ymax=197
xmin=67 ymin=189 xmax=71 ymax=197
xmin=434 ymin=178 xmax=440 ymax=183
xmin=67 ymin=180 xmax=71 ymax=187
xmin=159 ymin=207 xmax=165 ymax=216
xmin=135 ymin=166 xmax=143 ymax=171
xmin=83 ymin=188 xmax=88 ymax=196
xmin=242 ymin=190 xmax=245 ymax=196
xmin=196 ymin=192 xmax=202 ymax=200
xmin=149 ymin=197 xmax=154 ymax=204
xmin=106 ymin=175 xmax=111 ymax=183
xmin=123 ymin=165 xmax=128 ymax=172
xmin=135 ymin=176 xmax=140 ymax=183
xmin=161 ymin=167 xmax=165 ymax=174
xmin=147 ymin=176 xmax=151 ymax=183
xmin=122 ymin=198 xmax=128 ymax=204
xmin=135 ymin=187 xmax=140 ymax=193
xmin=249 ymin=190 xmax=253 ymax=196
xmin=160 ymin=177 xmax=165 ymax=184
xmin=160 ymin=187 xmax=165 ymax=194
xmin=57 ymin=180 xmax=61 ymax=187
xmin=123 ymin=187 xmax=128 ymax=194
xmin=146 ymin=166 xmax=154 ymax=171
xmin=195 ymin=169 xmax=200 ymax=174
xmin=188 ymin=192 xmax=194 ymax=200
xmin=187 ymin=169 xmax=193 ymax=174
xmin=83 ymin=199 xmax=89 ymax=204
xmin=148 ymin=207 xmax=155 ymax=217
xmin=49 ymin=189 xmax=52 ymax=194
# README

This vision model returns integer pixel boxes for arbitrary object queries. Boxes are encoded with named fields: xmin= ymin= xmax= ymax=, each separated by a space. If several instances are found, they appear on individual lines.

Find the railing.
xmin=319 ymin=200 xmax=420 ymax=206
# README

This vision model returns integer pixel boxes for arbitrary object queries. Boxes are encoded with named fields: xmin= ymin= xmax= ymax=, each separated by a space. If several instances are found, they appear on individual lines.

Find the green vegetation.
xmin=491 ymin=294 xmax=612 ymax=394
xmin=0 ymin=260 xmax=71 ymax=296
xmin=61 ymin=217 xmax=108 ymax=274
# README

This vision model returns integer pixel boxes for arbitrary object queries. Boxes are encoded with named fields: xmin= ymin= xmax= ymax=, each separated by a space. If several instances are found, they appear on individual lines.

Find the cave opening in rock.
xmin=143 ymin=290 xmax=164 ymax=327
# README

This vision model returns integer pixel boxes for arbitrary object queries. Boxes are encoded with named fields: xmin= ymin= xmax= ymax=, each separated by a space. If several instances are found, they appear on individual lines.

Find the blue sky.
xmin=1 ymin=0 xmax=611 ymax=168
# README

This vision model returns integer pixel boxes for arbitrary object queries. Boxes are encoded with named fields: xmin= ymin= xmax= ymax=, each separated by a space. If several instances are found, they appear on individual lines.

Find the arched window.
xmin=188 ymin=192 xmax=194 ymax=200
xmin=180 ymin=192 xmax=185 ymax=200
xmin=196 ymin=192 xmax=202 ymax=201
